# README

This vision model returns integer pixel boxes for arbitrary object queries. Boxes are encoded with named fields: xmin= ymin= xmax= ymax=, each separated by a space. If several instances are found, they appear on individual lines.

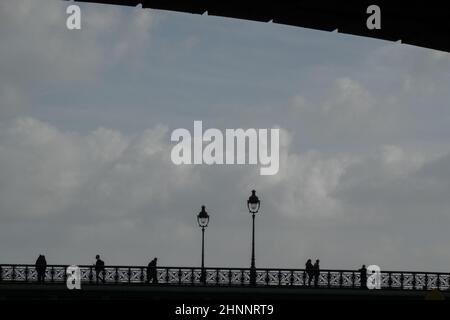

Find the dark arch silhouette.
xmin=67 ymin=0 xmax=450 ymax=53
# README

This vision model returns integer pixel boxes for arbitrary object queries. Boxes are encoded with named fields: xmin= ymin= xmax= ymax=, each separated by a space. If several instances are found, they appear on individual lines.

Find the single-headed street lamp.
xmin=247 ymin=190 xmax=260 ymax=285
xmin=197 ymin=205 xmax=209 ymax=284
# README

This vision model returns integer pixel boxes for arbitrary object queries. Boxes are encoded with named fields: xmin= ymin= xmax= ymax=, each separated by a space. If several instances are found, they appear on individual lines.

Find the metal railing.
xmin=0 ymin=264 xmax=449 ymax=290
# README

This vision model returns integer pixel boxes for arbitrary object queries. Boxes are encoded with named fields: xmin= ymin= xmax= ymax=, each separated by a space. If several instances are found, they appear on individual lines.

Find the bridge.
xmin=67 ymin=0 xmax=450 ymax=53
xmin=1 ymin=264 xmax=450 ymax=290
xmin=1 ymin=264 xmax=449 ymax=301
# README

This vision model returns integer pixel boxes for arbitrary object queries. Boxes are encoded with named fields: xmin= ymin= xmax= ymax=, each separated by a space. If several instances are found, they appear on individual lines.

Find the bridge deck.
xmin=0 ymin=283 xmax=447 ymax=300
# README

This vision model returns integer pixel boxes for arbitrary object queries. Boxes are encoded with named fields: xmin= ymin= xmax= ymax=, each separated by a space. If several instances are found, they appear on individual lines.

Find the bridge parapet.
xmin=0 ymin=264 xmax=448 ymax=291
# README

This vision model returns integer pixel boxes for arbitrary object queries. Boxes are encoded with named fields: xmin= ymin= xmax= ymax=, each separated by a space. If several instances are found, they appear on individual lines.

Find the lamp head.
xmin=197 ymin=205 xmax=210 ymax=228
xmin=247 ymin=190 xmax=260 ymax=214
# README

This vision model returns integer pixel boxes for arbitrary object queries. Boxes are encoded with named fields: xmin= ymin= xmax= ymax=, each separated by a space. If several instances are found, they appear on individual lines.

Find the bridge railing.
xmin=0 ymin=264 xmax=449 ymax=290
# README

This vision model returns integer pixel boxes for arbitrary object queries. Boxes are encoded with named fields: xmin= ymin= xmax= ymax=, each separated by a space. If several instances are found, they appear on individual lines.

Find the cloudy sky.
xmin=1 ymin=0 xmax=450 ymax=272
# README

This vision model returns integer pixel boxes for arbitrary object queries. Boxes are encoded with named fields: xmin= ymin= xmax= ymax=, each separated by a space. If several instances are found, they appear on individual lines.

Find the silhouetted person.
xmin=359 ymin=265 xmax=367 ymax=289
xmin=95 ymin=254 xmax=105 ymax=284
xmin=35 ymin=254 xmax=47 ymax=284
xmin=305 ymin=259 xmax=314 ymax=286
xmin=313 ymin=259 xmax=320 ymax=287
xmin=146 ymin=257 xmax=158 ymax=284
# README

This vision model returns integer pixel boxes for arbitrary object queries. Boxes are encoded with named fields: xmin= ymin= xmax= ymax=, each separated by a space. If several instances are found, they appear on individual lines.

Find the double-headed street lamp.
xmin=247 ymin=190 xmax=261 ymax=286
xmin=197 ymin=205 xmax=209 ymax=284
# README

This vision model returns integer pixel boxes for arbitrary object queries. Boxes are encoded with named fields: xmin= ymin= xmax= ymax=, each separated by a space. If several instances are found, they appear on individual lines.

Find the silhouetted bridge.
xmin=69 ymin=0 xmax=450 ymax=53
xmin=1 ymin=264 xmax=450 ymax=291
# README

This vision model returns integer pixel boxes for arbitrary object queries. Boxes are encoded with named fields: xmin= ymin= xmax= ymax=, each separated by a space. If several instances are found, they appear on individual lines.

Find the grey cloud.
xmin=2 ymin=0 xmax=450 ymax=272
xmin=0 ymin=0 xmax=157 ymax=122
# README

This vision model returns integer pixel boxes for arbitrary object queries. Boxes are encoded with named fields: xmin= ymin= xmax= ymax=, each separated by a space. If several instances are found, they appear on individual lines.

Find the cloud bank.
xmin=1 ymin=0 xmax=450 ymax=272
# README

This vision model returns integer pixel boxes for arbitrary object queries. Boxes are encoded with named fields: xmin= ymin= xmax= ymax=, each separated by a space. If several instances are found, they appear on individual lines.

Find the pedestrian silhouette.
xmin=313 ymin=259 xmax=320 ymax=287
xmin=94 ymin=254 xmax=106 ymax=284
xmin=35 ymin=254 xmax=47 ymax=284
xmin=305 ymin=259 xmax=314 ymax=287
xmin=146 ymin=257 xmax=158 ymax=284
xmin=359 ymin=265 xmax=367 ymax=289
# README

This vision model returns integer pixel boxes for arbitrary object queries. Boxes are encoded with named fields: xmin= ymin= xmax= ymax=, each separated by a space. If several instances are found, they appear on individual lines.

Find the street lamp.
xmin=197 ymin=205 xmax=209 ymax=284
xmin=247 ymin=190 xmax=260 ymax=285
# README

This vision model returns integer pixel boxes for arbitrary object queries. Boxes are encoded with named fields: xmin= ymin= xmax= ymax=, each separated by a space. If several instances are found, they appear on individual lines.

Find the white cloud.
xmin=381 ymin=145 xmax=426 ymax=177
xmin=262 ymin=150 xmax=353 ymax=219
xmin=322 ymin=77 xmax=373 ymax=116
xmin=291 ymin=76 xmax=381 ymax=141
xmin=0 ymin=117 xmax=196 ymax=220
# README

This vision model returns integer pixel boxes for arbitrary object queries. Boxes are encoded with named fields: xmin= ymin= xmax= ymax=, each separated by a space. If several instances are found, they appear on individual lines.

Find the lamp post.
xmin=247 ymin=190 xmax=260 ymax=286
xmin=197 ymin=205 xmax=209 ymax=284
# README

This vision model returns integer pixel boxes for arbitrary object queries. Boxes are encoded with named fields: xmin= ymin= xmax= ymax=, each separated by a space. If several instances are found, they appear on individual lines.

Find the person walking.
xmin=313 ymin=259 xmax=320 ymax=287
xmin=305 ymin=259 xmax=314 ymax=287
xmin=95 ymin=254 xmax=106 ymax=284
xmin=359 ymin=265 xmax=368 ymax=289
xmin=35 ymin=255 xmax=47 ymax=284
xmin=146 ymin=257 xmax=158 ymax=284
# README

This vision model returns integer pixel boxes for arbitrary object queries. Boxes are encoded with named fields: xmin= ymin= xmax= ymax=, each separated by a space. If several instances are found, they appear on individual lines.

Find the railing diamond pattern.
xmin=0 ymin=264 xmax=448 ymax=291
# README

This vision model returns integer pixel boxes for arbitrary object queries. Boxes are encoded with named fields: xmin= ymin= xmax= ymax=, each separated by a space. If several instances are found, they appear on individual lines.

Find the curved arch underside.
xmin=68 ymin=0 xmax=450 ymax=53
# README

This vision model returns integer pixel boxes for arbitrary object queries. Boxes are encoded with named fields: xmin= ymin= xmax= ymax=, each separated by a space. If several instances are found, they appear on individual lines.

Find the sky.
xmin=1 ymin=0 xmax=450 ymax=272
